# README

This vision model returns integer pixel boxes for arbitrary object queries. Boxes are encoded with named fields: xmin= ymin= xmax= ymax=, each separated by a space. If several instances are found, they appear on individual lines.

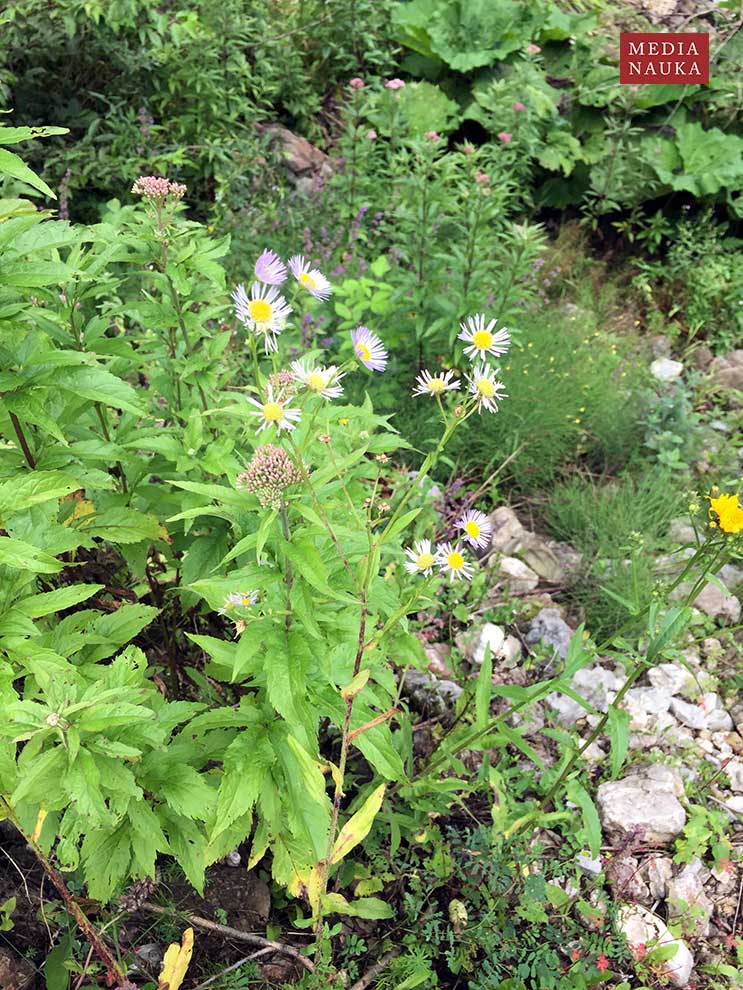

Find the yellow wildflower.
xmin=708 ymin=492 xmax=743 ymax=534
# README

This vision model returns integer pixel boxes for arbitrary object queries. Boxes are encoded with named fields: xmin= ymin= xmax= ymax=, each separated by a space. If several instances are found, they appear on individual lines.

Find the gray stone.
xmin=667 ymin=518 xmax=696 ymax=546
xmin=726 ymin=759 xmax=743 ymax=792
xmin=618 ymin=907 xmax=694 ymax=987
xmin=625 ymin=686 xmax=673 ymax=714
xmin=577 ymin=853 xmax=603 ymax=876
xmin=471 ymin=623 xmax=505 ymax=666
xmin=722 ymin=794 xmax=743 ymax=815
xmin=402 ymin=671 xmax=463 ymax=714
xmin=709 ymin=349 xmax=743 ymax=395
xmin=519 ymin=534 xmax=582 ymax=585
xmin=670 ymin=697 xmax=707 ymax=731
xmin=648 ymin=662 xmax=694 ymax=696
xmin=546 ymin=665 xmax=621 ymax=726
xmin=705 ymin=709 xmax=733 ymax=733
xmin=524 ymin=607 xmax=575 ymax=659
xmin=693 ymin=582 xmax=741 ymax=623
xmin=498 ymin=556 xmax=539 ymax=594
xmin=488 ymin=505 xmax=525 ymax=554
xmin=650 ymin=357 xmax=684 ymax=382
xmin=667 ymin=858 xmax=713 ymax=937
xmin=597 ymin=766 xmax=686 ymax=845
xmin=646 ymin=855 xmax=674 ymax=900
xmin=500 ymin=635 xmax=522 ymax=666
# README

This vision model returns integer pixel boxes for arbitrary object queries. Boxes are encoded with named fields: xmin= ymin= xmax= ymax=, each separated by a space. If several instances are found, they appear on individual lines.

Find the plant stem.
xmin=9 ymin=412 xmax=36 ymax=469
xmin=280 ymin=501 xmax=293 ymax=630
xmin=2 ymin=800 xmax=130 ymax=987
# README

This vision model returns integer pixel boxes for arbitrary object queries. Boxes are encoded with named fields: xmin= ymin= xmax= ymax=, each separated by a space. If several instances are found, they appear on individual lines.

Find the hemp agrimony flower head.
xmin=237 ymin=444 xmax=303 ymax=509
xmin=131 ymin=175 xmax=187 ymax=203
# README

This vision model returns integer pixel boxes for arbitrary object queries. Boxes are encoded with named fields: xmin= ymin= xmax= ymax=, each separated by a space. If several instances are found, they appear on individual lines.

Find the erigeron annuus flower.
xmin=708 ymin=492 xmax=743 ymax=534
xmin=467 ymin=364 xmax=507 ymax=413
xmin=288 ymin=255 xmax=332 ymax=300
xmin=457 ymin=509 xmax=492 ymax=550
xmin=404 ymin=539 xmax=436 ymax=575
xmin=435 ymin=542 xmax=474 ymax=582
xmin=290 ymin=359 xmax=345 ymax=400
xmin=458 ymin=314 xmax=511 ymax=361
xmin=218 ymin=590 xmax=259 ymax=615
xmin=351 ymin=326 xmax=387 ymax=372
xmin=232 ymin=282 xmax=292 ymax=352
xmin=412 ymin=368 xmax=461 ymax=398
xmin=255 ymin=248 xmax=287 ymax=286
xmin=246 ymin=384 xmax=302 ymax=434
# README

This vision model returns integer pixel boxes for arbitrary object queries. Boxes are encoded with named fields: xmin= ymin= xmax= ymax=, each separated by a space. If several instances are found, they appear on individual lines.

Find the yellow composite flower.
xmin=708 ymin=492 xmax=743 ymax=534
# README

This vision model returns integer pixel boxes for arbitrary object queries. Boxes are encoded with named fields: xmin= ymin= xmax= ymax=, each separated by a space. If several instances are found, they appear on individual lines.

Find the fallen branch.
xmin=140 ymin=903 xmax=314 ymax=973
xmin=348 ymin=947 xmax=402 ymax=990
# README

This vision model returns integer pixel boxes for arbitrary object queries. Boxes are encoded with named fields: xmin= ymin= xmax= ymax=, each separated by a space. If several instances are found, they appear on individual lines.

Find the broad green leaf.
xmin=607 ymin=706 xmax=630 ymax=778
xmin=16 ymin=583 xmax=103 ymax=618
xmin=0 ymin=147 xmax=56 ymax=198
xmin=0 ymin=537 xmax=62 ymax=574
xmin=566 ymin=780 xmax=601 ymax=858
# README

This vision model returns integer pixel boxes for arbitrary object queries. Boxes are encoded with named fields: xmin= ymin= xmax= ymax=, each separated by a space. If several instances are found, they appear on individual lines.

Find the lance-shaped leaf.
xmin=329 ymin=784 xmax=385 ymax=865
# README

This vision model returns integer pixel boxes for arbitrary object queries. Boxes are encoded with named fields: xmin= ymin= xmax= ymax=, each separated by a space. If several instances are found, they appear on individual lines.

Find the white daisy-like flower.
xmin=411 ymin=368 xmax=461 ymax=398
xmin=218 ymin=590 xmax=259 ymax=615
xmin=246 ymin=384 xmax=302 ymax=434
xmin=255 ymin=249 xmax=287 ymax=285
xmin=435 ymin=542 xmax=474 ymax=582
xmin=232 ymin=282 xmax=292 ymax=352
xmin=467 ymin=364 xmax=507 ymax=413
xmin=458 ymin=314 xmax=510 ymax=361
xmin=351 ymin=326 xmax=387 ymax=372
xmin=404 ymin=539 xmax=437 ymax=575
xmin=456 ymin=509 xmax=492 ymax=550
xmin=288 ymin=255 xmax=332 ymax=300
xmin=290 ymin=359 xmax=345 ymax=400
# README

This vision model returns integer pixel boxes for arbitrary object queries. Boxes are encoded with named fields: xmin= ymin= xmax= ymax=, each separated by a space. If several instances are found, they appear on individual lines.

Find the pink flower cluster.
xmin=268 ymin=369 xmax=296 ymax=395
xmin=237 ymin=444 xmax=302 ymax=509
xmin=385 ymin=78 xmax=405 ymax=91
xmin=349 ymin=77 xmax=365 ymax=90
xmin=131 ymin=176 xmax=187 ymax=202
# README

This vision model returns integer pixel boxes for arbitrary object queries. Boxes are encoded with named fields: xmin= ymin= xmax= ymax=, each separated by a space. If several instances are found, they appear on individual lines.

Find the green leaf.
xmin=81 ymin=825 xmax=132 ymax=901
xmin=476 ymin=645 xmax=492 ymax=729
xmin=566 ymin=780 xmax=601 ymax=859
xmin=281 ymin=735 xmax=332 ymax=861
xmin=213 ymin=728 xmax=274 ymax=839
xmin=607 ymin=706 xmax=630 ymax=778
xmin=0 ymin=471 xmax=81 ymax=518
xmin=16 ymin=583 xmax=103 ymax=618
xmin=0 ymin=537 xmax=62 ymax=574
xmin=0 ymin=147 xmax=56 ymax=198
xmin=77 ymin=508 xmax=169 ymax=545
xmin=321 ymin=893 xmax=393 ymax=919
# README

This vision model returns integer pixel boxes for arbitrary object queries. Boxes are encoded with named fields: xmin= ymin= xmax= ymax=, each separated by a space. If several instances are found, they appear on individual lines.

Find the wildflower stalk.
xmin=8 ymin=411 xmax=36 ymax=469
xmin=280 ymin=501 xmax=293 ymax=630
xmin=1 ymin=799 xmax=130 ymax=987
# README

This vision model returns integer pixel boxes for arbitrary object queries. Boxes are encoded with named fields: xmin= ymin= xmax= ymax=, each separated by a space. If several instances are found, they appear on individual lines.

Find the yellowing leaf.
xmin=158 ymin=927 xmax=194 ymax=990
xmin=340 ymin=669 xmax=369 ymax=700
xmin=329 ymin=784 xmax=385 ymax=865
xmin=63 ymin=499 xmax=95 ymax=525
xmin=30 ymin=808 xmax=47 ymax=843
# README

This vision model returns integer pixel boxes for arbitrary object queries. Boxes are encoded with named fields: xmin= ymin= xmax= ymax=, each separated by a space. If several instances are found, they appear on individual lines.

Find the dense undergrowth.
xmin=1 ymin=1 xmax=742 ymax=989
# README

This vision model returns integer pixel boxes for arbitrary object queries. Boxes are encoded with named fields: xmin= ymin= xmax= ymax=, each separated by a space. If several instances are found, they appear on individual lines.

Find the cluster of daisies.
xmin=405 ymin=509 xmax=492 ymax=582
xmin=412 ymin=314 xmax=509 ymax=414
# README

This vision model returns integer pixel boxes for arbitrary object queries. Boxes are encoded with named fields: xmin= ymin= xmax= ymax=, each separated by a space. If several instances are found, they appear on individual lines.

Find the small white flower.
xmin=246 ymin=384 xmax=302 ymax=434
xmin=467 ymin=364 xmax=507 ymax=413
xmin=233 ymin=282 xmax=292 ymax=353
xmin=290 ymin=359 xmax=345 ymax=400
xmin=255 ymin=249 xmax=287 ymax=285
xmin=412 ymin=368 xmax=461 ymax=398
xmin=404 ymin=539 xmax=437 ymax=575
xmin=435 ymin=542 xmax=474 ymax=582
xmin=218 ymin=590 xmax=259 ymax=615
xmin=288 ymin=255 xmax=332 ymax=300
xmin=456 ymin=509 xmax=492 ymax=550
xmin=351 ymin=326 xmax=388 ymax=371
xmin=458 ymin=314 xmax=510 ymax=361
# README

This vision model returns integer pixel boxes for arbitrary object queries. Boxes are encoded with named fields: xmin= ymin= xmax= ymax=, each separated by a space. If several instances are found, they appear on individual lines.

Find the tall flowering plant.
xmin=178 ymin=247 xmax=513 ymax=932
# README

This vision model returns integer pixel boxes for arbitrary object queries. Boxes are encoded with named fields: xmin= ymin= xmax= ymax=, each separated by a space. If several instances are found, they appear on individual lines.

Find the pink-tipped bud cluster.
xmin=237 ymin=444 xmax=302 ymax=509
xmin=268 ymin=369 xmax=296 ymax=395
xmin=131 ymin=175 xmax=187 ymax=202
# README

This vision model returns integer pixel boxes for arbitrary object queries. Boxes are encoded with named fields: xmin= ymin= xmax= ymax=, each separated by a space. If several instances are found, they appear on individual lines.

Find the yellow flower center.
xmin=477 ymin=378 xmax=495 ymax=398
xmin=426 ymin=377 xmax=447 ymax=394
xmin=249 ymin=299 xmax=273 ymax=323
xmin=262 ymin=401 xmax=284 ymax=422
xmin=416 ymin=552 xmax=435 ymax=570
xmin=240 ymin=596 xmax=253 ymax=606
xmin=356 ymin=343 xmax=371 ymax=361
xmin=464 ymin=521 xmax=480 ymax=538
xmin=300 ymin=271 xmax=316 ymax=289
xmin=308 ymin=371 xmax=328 ymax=392
xmin=447 ymin=551 xmax=464 ymax=570
xmin=472 ymin=329 xmax=494 ymax=350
